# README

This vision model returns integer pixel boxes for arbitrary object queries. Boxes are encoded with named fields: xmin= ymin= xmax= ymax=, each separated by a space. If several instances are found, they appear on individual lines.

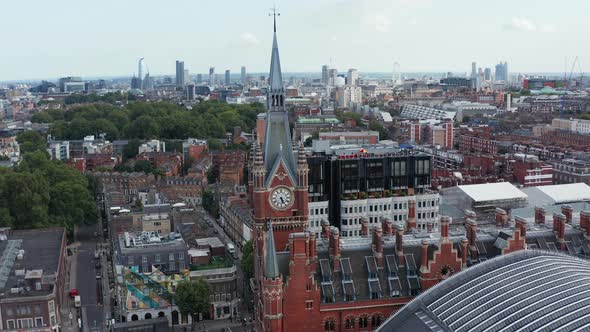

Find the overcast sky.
xmin=2 ymin=0 xmax=589 ymax=80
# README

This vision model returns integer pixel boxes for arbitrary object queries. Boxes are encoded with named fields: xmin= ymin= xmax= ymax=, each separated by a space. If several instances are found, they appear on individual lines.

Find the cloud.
xmin=504 ymin=17 xmax=555 ymax=33
xmin=240 ymin=32 xmax=259 ymax=45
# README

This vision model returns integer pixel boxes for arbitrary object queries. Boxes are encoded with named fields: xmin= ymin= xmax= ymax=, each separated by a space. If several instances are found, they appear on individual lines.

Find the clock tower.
xmin=250 ymin=9 xmax=309 ymax=317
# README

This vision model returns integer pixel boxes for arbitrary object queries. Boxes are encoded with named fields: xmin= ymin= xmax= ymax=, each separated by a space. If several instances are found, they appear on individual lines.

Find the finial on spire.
xmin=269 ymin=5 xmax=280 ymax=33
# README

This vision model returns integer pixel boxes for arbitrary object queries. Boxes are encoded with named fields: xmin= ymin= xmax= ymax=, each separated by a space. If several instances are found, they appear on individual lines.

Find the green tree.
xmin=183 ymin=156 xmax=194 ymax=175
xmin=93 ymin=119 xmax=120 ymax=140
xmin=31 ymin=112 xmax=53 ymax=123
xmin=208 ymin=139 xmax=223 ymax=151
xmin=202 ymin=189 xmax=218 ymax=217
xmin=16 ymin=131 xmax=47 ymax=154
xmin=241 ymin=241 xmax=254 ymax=281
xmin=369 ymin=120 xmax=389 ymax=140
xmin=133 ymin=160 xmax=154 ymax=174
xmin=206 ymin=167 xmax=218 ymax=184
xmin=126 ymin=115 xmax=160 ymax=139
xmin=123 ymin=139 xmax=142 ymax=161
xmin=174 ymin=279 xmax=211 ymax=323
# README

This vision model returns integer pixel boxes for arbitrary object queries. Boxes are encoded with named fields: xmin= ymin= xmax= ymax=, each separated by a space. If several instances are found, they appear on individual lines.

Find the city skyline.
xmin=2 ymin=0 xmax=590 ymax=80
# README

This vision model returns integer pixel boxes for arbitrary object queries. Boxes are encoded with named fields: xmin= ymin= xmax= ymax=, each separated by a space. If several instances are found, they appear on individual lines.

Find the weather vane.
xmin=269 ymin=4 xmax=280 ymax=32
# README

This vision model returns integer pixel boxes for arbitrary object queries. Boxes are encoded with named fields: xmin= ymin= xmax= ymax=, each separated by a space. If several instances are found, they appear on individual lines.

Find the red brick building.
xmin=512 ymin=157 xmax=553 ymax=187
xmin=459 ymin=127 xmax=498 ymax=154
xmin=248 ymin=18 xmax=575 ymax=332
xmin=212 ymin=150 xmax=247 ymax=186
xmin=137 ymin=152 xmax=184 ymax=177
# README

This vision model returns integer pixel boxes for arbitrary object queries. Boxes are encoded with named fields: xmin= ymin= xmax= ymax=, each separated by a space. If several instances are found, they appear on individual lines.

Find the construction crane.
xmin=568 ymin=56 xmax=583 ymax=86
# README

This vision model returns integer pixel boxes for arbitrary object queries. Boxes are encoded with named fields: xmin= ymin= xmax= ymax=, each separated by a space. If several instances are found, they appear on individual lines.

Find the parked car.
xmin=69 ymin=289 xmax=79 ymax=298
xmin=95 ymin=261 xmax=101 ymax=269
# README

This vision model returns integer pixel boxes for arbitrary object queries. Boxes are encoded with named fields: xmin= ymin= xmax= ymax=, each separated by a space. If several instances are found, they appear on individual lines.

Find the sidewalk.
xmin=61 ymin=243 xmax=80 ymax=332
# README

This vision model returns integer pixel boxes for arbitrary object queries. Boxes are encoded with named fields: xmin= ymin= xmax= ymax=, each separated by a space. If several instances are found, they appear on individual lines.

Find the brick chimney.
xmin=372 ymin=225 xmax=383 ymax=268
xmin=553 ymin=213 xmax=566 ymax=250
xmin=514 ymin=216 xmax=528 ymax=238
xmin=440 ymin=216 xmax=451 ymax=241
xmin=360 ymin=217 xmax=369 ymax=237
xmin=420 ymin=239 xmax=429 ymax=273
xmin=395 ymin=224 xmax=405 ymax=266
xmin=580 ymin=211 xmax=590 ymax=238
xmin=308 ymin=230 xmax=317 ymax=260
xmin=460 ymin=238 xmax=469 ymax=268
xmin=382 ymin=217 xmax=394 ymax=237
xmin=562 ymin=205 xmax=573 ymax=224
xmin=534 ymin=206 xmax=546 ymax=225
xmin=407 ymin=200 xmax=417 ymax=232
xmin=329 ymin=227 xmax=341 ymax=272
xmin=495 ymin=208 xmax=508 ymax=228
xmin=321 ymin=219 xmax=330 ymax=239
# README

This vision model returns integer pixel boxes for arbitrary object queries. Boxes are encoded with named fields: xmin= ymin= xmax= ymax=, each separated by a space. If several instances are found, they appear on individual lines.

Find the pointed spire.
xmin=265 ymin=220 xmax=280 ymax=279
xmin=254 ymin=141 xmax=263 ymax=166
xmin=298 ymin=143 xmax=307 ymax=166
xmin=268 ymin=9 xmax=283 ymax=93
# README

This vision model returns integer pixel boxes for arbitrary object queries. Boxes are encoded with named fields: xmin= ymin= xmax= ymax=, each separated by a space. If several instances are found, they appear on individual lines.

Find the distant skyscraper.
xmin=184 ymin=69 xmax=190 ymax=83
xmin=131 ymin=75 xmax=140 ymax=89
xmin=143 ymin=73 xmax=154 ymax=90
xmin=225 ymin=69 xmax=231 ymax=86
xmin=328 ymin=68 xmax=338 ymax=86
xmin=138 ymin=58 xmax=144 ymax=89
xmin=209 ymin=67 xmax=215 ymax=86
xmin=196 ymin=74 xmax=203 ymax=84
xmin=347 ymin=68 xmax=359 ymax=86
xmin=321 ymin=65 xmax=329 ymax=84
xmin=241 ymin=66 xmax=247 ymax=84
xmin=176 ymin=60 xmax=185 ymax=87
xmin=186 ymin=84 xmax=196 ymax=100
xmin=495 ymin=62 xmax=509 ymax=82
xmin=484 ymin=67 xmax=491 ymax=81
xmin=471 ymin=61 xmax=480 ymax=90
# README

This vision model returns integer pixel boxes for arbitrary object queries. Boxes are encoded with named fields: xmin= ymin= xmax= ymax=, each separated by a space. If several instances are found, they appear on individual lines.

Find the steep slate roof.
xmin=265 ymin=222 xmax=279 ymax=279
xmin=262 ymin=19 xmax=298 ymax=185
xmin=282 ymin=223 xmax=590 ymax=305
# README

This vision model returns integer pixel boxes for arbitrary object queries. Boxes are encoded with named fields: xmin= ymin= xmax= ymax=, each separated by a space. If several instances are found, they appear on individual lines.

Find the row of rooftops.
xmin=268 ymin=205 xmax=590 ymax=304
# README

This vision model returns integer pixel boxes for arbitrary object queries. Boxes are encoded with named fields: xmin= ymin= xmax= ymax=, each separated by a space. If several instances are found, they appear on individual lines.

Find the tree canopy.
xmin=174 ymin=279 xmax=211 ymax=322
xmin=17 ymin=131 xmax=47 ymax=154
xmin=0 ymin=151 xmax=97 ymax=231
xmin=34 ymin=101 xmax=264 ymax=142
xmin=241 ymin=240 xmax=254 ymax=281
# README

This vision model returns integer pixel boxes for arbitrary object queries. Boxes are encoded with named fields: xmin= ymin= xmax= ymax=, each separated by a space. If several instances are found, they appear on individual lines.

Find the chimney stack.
xmin=360 ymin=217 xmax=369 ymax=237
xmin=308 ymin=230 xmax=317 ymax=260
xmin=580 ymin=211 xmax=590 ymax=238
xmin=372 ymin=225 xmax=383 ymax=268
xmin=440 ymin=216 xmax=451 ymax=240
xmin=465 ymin=218 xmax=478 ymax=261
xmin=321 ymin=219 xmax=330 ymax=239
xmin=407 ymin=200 xmax=417 ymax=232
xmin=553 ymin=213 xmax=566 ymax=250
xmin=329 ymin=227 xmax=341 ymax=272
xmin=514 ymin=216 xmax=528 ymax=238
xmin=534 ymin=206 xmax=546 ymax=225
xmin=562 ymin=205 xmax=573 ymax=224
xmin=495 ymin=208 xmax=508 ymax=228
xmin=460 ymin=238 xmax=469 ymax=268
xmin=382 ymin=217 xmax=394 ymax=237
xmin=395 ymin=224 xmax=405 ymax=266
xmin=420 ymin=239 xmax=429 ymax=273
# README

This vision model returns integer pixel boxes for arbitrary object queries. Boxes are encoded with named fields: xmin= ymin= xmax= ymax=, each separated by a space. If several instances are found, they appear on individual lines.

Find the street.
xmin=75 ymin=222 xmax=110 ymax=331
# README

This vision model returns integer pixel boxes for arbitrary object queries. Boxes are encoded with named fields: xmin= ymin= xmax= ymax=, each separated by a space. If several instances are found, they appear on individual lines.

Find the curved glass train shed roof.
xmin=378 ymin=250 xmax=590 ymax=332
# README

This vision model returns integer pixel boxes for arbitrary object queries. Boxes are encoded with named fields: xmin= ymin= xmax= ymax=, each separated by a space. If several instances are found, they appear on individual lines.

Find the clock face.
xmin=270 ymin=187 xmax=293 ymax=210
